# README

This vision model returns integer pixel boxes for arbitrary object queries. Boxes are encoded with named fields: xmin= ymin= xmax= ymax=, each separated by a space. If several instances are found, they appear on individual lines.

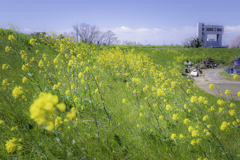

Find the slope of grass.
xmin=1 ymin=28 xmax=240 ymax=159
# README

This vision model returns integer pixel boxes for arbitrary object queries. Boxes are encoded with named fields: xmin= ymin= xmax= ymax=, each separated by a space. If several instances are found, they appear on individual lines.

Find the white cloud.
xmin=107 ymin=25 xmax=240 ymax=46
xmin=224 ymin=25 xmax=240 ymax=33
xmin=110 ymin=26 xmax=197 ymax=45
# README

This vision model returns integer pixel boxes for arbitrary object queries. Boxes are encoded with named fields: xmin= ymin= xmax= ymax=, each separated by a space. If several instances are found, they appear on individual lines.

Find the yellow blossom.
xmin=202 ymin=115 xmax=209 ymax=121
xmin=5 ymin=46 xmax=11 ymax=52
xmin=209 ymin=84 xmax=214 ymax=89
xmin=122 ymin=99 xmax=126 ymax=103
xmin=68 ymin=60 xmax=74 ymax=66
xmin=67 ymin=109 xmax=76 ymax=120
xmin=157 ymin=89 xmax=164 ymax=96
xmin=171 ymin=133 xmax=176 ymax=140
xmin=95 ymin=88 xmax=98 ymax=93
xmin=225 ymin=90 xmax=231 ymax=95
xmin=191 ymin=139 xmax=196 ymax=145
xmin=12 ymin=86 xmax=23 ymax=99
xmin=166 ymin=105 xmax=171 ymax=111
xmin=220 ymin=121 xmax=229 ymax=131
xmin=78 ymin=72 xmax=84 ymax=78
xmin=22 ymin=77 xmax=27 ymax=83
xmin=188 ymin=126 xmax=193 ymax=132
xmin=29 ymin=38 xmax=36 ymax=45
xmin=190 ymin=96 xmax=197 ymax=103
xmin=229 ymin=109 xmax=235 ymax=116
xmin=46 ymin=120 xmax=54 ymax=130
xmin=65 ymin=90 xmax=70 ymax=95
xmin=230 ymin=103 xmax=235 ymax=108
xmin=5 ymin=137 xmax=17 ymax=153
xmin=192 ymin=130 xmax=199 ymax=137
xmin=180 ymin=134 xmax=184 ymax=139
xmin=30 ymin=93 xmax=59 ymax=125
xmin=139 ymin=113 xmax=143 ymax=117
xmin=17 ymin=146 xmax=22 ymax=150
xmin=219 ymin=108 xmax=224 ymax=113
xmin=233 ymin=74 xmax=239 ymax=80
xmin=8 ymin=35 xmax=15 ymax=41
xmin=2 ymin=64 xmax=9 ymax=70
xmin=172 ymin=114 xmax=178 ymax=120
xmin=184 ymin=118 xmax=190 ymax=125
xmin=38 ymin=59 xmax=44 ymax=68
xmin=57 ymin=103 xmax=66 ymax=111
xmin=217 ymin=99 xmax=223 ymax=106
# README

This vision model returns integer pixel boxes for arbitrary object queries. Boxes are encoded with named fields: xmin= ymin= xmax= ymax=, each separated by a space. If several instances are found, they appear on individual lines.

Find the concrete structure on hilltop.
xmin=197 ymin=23 xmax=224 ymax=47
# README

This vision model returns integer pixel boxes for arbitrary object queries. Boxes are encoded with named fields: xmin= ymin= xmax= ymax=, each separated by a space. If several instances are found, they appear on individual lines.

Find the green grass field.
xmin=1 ymin=28 xmax=240 ymax=160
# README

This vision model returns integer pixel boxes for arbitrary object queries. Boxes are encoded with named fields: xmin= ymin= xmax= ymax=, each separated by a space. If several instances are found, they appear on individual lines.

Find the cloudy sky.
xmin=1 ymin=0 xmax=240 ymax=45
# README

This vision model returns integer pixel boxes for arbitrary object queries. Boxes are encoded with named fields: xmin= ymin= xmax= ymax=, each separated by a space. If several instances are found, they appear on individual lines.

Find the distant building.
xmin=197 ymin=23 xmax=224 ymax=47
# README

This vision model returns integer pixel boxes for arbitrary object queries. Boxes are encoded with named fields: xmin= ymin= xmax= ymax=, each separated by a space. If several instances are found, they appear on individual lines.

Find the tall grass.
xmin=1 ymin=27 xmax=240 ymax=159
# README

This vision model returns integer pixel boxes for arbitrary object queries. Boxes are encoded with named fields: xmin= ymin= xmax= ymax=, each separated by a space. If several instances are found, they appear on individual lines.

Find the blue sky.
xmin=1 ymin=0 xmax=240 ymax=45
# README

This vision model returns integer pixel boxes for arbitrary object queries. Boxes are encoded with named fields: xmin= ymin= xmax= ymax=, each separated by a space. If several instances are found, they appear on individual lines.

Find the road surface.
xmin=193 ymin=68 xmax=240 ymax=101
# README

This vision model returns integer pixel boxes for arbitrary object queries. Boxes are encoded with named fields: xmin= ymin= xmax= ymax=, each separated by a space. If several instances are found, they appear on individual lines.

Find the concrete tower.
xmin=197 ymin=23 xmax=224 ymax=47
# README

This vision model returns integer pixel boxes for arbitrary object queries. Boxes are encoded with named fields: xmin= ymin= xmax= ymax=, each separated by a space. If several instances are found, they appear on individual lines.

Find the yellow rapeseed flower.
xmin=38 ymin=59 xmax=44 ymax=68
xmin=179 ymin=134 xmax=184 ymax=139
xmin=65 ymin=90 xmax=70 ymax=95
xmin=166 ymin=105 xmax=171 ymax=111
xmin=67 ymin=108 xmax=76 ymax=120
xmin=183 ymin=118 xmax=190 ymax=125
xmin=5 ymin=137 xmax=17 ymax=153
xmin=202 ymin=115 xmax=209 ymax=121
xmin=22 ymin=77 xmax=27 ymax=83
xmin=2 ymin=64 xmax=9 ymax=70
xmin=233 ymin=74 xmax=239 ymax=80
xmin=171 ymin=133 xmax=176 ymax=140
xmin=209 ymin=84 xmax=214 ymax=89
xmin=12 ymin=86 xmax=23 ymax=99
xmin=8 ymin=35 xmax=15 ymax=41
xmin=172 ymin=114 xmax=178 ymax=120
xmin=157 ymin=89 xmax=164 ymax=96
xmin=5 ymin=46 xmax=11 ymax=52
xmin=188 ymin=126 xmax=193 ymax=132
xmin=57 ymin=103 xmax=66 ymax=111
xmin=30 ymin=93 xmax=59 ymax=125
xmin=220 ymin=121 xmax=229 ymax=131
xmin=192 ymin=130 xmax=199 ymax=137
xmin=190 ymin=96 xmax=197 ymax=103
xmin=122 ymin=99 xmax=126 ymax=103
xmin=29 ymin=38 xmax=36 ymax=45
xmin=229 ymin=109 xmax=235 ymax=116
xmin=217 ymin=99 xmax=223 ymax=106
xmin=225 ymin=90 xmax=231 ymax=95
xmin=46 ymin=120 xmax=54 ymax=130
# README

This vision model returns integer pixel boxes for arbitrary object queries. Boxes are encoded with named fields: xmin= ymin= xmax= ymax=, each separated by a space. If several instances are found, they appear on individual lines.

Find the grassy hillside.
xmin=1 ymin=28 xmax=240 ymax=160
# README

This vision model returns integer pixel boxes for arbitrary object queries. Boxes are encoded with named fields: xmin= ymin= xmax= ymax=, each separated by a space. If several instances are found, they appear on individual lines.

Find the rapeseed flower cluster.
xmin=5 ymin=46 xmax=11 ymax=52
xmin=29 ymin=93 xmax=65 ymax=130
xmin=12 ymin=86 xmax=23 ymax=99
xmin=2 ymin=64 xmax=10 ymax=70
xmin=8 ymin=35 xmax=15 ymax=41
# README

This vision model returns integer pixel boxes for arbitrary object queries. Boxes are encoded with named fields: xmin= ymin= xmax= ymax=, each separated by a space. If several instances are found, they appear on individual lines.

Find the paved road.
xmin=193 ymin=68 xmax=240 ymax=101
